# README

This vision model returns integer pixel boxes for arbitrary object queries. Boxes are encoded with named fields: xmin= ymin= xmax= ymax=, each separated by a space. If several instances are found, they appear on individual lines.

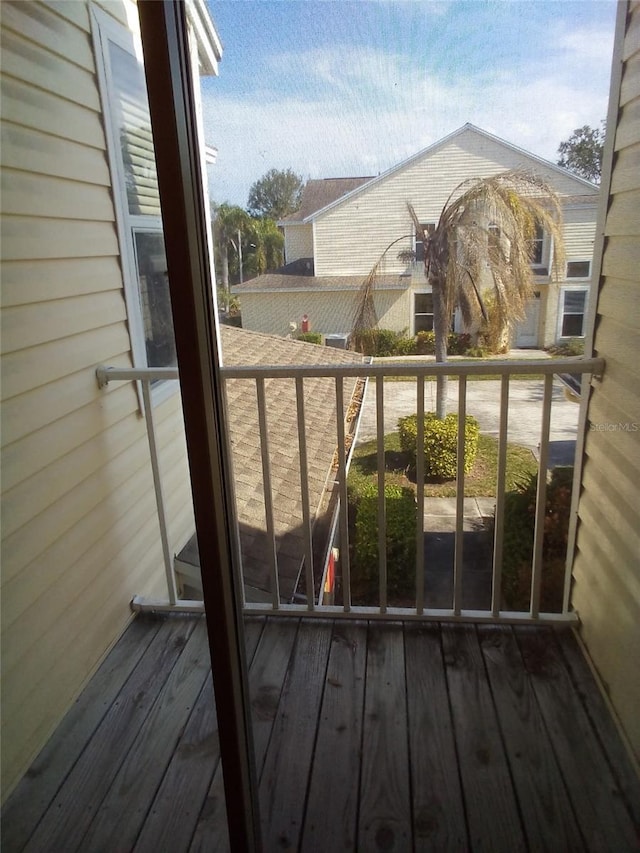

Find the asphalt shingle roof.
xmin=280 ymin=177 xmax=373 ymax=223
xmin=218 ymin=326 xmax=363 ymax=602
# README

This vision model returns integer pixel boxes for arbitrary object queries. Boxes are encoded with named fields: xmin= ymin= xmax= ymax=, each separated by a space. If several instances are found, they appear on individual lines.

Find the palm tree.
xmin=244 ymin=217 xmax=284 ymax=276
xmin=354 ymin=170 xmax=565 ymax=417
xmin=212 ymin=203 xmax=252 ymax=311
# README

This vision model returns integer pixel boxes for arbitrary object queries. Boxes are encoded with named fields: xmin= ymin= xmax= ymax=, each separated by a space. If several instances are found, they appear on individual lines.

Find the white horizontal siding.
xmin=239 ymin=288 xmax=410 ymax=337
xmin=314 ymin=128 xmax=596 ymax=276
xmin=563 ymin=207 xmax=597 ymax=261
xmin=572 ymin=0 xmax=640 ymax=763
xmin=0 ymin=0 xmax=194 ymax=799
xmin=284 ymin=223 xmax=314 ymax=264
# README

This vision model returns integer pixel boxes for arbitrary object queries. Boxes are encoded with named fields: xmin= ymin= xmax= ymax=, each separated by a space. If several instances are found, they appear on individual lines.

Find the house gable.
xmin=311 ymin=124 xmax=599 ymax=277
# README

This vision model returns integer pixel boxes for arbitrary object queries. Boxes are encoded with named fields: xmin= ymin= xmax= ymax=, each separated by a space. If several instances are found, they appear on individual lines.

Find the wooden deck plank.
xmin=133 ymin=618 xmax=265 ymax=853
xmin=516 ymin=628 xmax=640 ymax=852
xmin=557 ymin=630 xmax=640 ymax=828
xmin=259 ymin=620 xmax=334 ymax=852
xmin=358 ymin=621 xmax=412 ymax=852
xmin=22 ymin=616 xmax=199 ymax=853
xmin=299 ymin=621 xmax=367 ymax=853
xmin=478 ymin=625 xmax=584 ymax=851
xmin=79 ymin=618 xmax=211 ymax=851
xmin=441 ymin=624 xmax=526 ymax=851
xmin=404 ymin=623 xmax=468 ymax=851
xmin=189 ymin=617 xmax=296 ymax=853
xmin=1 ymin=615 xmax=161 ymax=853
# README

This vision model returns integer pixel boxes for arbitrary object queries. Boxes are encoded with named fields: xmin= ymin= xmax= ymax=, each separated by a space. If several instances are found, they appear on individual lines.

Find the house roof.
xmin=293 ymin=124 xmax=600 ymax=224
xmin=280 ymin=177 xmax=373 ymax=224
xmin=233 ymin=273 xmax=408 ymax=294
xmin=218 ymin=325 xmax=363 ymax=602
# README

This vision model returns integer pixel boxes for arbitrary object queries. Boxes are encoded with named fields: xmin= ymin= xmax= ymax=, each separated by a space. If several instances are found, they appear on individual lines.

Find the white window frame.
xmin=91 ymin=7 xmax=178 ymax=406
xmin=566 ymin=260 xmax=592 ymax=281
xmin=557 ymin=286 xmax=589 ymax=340
xmin=412 ymin=290 xmax=434 ymax=335
xmin=413 ymin=222 xmax=435 ymax=264
xmin=531 ymin=224 xmax=552 ymax=276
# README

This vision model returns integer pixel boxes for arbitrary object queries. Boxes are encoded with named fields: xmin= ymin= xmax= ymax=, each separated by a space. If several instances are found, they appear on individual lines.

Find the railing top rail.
xmin=96 ymin=356 xmax=604 ymax=386
xmin=221 ymin=356 xmax=604 ymax=380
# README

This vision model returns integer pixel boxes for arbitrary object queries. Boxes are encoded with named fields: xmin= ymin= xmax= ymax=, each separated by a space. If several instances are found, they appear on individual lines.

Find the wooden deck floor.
xmin=3 ymin=614 xmax=639 ymax=852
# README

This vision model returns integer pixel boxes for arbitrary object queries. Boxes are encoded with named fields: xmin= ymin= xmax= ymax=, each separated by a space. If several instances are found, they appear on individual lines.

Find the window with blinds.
xmin=93 ymin=8 xmax=176 ymax=378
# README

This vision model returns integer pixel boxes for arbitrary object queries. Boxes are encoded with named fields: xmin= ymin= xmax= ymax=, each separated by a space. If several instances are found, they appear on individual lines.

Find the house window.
xmin=567 ymin=260 xmax=591 ymax=279
xmin=92 ymin=10 xmax=177 ymax=393
xmin=559 ymin=288 xmax=588 ymax=337
xmin=530 ymin=224 xmax=549 ymax=274
xmin=414 ymin=292 xmax=434 ymax=333
xmin=414 ymin=223 xmax=435 ymax=263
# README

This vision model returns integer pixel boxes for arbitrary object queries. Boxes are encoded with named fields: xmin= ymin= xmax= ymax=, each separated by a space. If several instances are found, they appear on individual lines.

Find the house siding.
xmin=239 ymin=288 xmax=410 ymax=338
xmin=571 ymin=0 xmax=640 ymax=761
xmin=0 ymin=0 xmax=194 ymax=799
xmin=284 ymin=223 xmax=314 ymax=264
xmin=313 ymin=129 xmax=597 ymax=277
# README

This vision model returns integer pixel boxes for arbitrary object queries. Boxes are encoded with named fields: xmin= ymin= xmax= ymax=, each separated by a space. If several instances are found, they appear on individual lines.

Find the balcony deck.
xmin=3 ymin=614 xmax=639 ymax=852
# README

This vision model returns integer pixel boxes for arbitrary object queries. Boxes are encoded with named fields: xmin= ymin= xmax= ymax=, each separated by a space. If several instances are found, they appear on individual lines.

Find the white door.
xmin=515 ymin=296 xmax=541 ymax=347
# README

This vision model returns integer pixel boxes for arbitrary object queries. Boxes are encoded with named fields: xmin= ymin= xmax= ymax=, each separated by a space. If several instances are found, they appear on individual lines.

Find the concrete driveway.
xmin=356 ymin=377 xmax=580 ymax=466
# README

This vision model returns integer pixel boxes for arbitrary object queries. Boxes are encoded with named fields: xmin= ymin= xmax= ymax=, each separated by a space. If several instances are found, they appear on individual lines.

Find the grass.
xmin=349 ymin=432 xmax=538 ymax=498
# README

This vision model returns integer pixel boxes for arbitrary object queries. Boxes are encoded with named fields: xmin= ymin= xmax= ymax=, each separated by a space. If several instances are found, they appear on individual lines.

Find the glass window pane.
xmin=415 ymin=315 xmax=434 ymax=333
xmin=133 ymin=231 xmax=177 ymax=367
xmin=109 ymin=41 xmax=160 ymax=217
xmin=415 ymin=293 xmax=433 ymax=314
xmin=567 ymin=261 xmax=590 ymax=278
xmin=562 ymin=314 xmax=584 ymax=336
xmin=564 ymin=291 xmax=587 ymax=312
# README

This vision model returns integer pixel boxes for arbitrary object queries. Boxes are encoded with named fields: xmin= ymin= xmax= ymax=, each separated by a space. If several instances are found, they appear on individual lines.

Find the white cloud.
xmin=203 ymin=27 xmax=613 ymax=206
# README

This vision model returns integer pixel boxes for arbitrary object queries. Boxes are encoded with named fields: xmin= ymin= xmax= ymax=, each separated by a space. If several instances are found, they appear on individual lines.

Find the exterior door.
xmin=515 ymin=295 xmax=541 ymax=347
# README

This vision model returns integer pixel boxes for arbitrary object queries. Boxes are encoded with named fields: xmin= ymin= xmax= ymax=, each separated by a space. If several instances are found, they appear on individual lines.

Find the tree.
xmin=212 ymin=203 xmax=252 ymax=310
xmin=557 ymin=123 xmax=605 ymax=183
xmin=244 ymin=217 xmax=284 ymax=276
xmin=247 ymin=168 xmax=304 ymax=219
xmin=354 ymin=171 xmax=565 ymax=418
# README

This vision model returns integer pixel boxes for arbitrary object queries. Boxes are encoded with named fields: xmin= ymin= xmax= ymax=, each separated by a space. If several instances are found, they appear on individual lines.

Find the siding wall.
xmin=284 ymin=223 xmax=314 ymax=264
xmin=312 ymin=129 xmax=597 ymax=277
xmin=571 ymin=1 xmax=640 ymax=761
xmin=0 ymin=0 xmax=194 ymax=798
xmin=239 ymin=288 xmax=410 ymax=338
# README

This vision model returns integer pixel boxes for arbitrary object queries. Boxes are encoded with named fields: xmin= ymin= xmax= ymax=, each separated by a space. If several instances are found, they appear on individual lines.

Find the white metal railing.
xmin=96 ymin=356 xmax=604 ymax=625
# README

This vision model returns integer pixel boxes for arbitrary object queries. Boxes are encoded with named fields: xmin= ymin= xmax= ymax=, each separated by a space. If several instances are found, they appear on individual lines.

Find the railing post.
xmin=453 ymin=375 xmax=467 ymax=615
xmin=376 ymin=378 xmax=387 ymax=613
xmin=335 ymin=377 xmax=351 ymax=612
xmin=415 ymin=376 xmax=425 ymax=615
xmin=491 ymin=375 xmax=509 ymax=616
xmin=530 ymin=373 xmax=553 ymax=619
xmin=141 ymin=379 xmax=178 ymax=605
xmin=256 ymin=377 xmax=281 ymax=608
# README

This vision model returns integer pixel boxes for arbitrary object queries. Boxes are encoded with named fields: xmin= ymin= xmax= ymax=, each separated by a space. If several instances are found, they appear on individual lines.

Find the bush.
xmin=501 ymin=466 xmax=574 ymax=612
xmin=296 ymin=331 xmax=323 ymax=345
xmin=398 ymin=412 xmax=480 ymax=479
xmin=548 ymin=339 xmax=585 ymax=357
xmin=447 ymin=332 xmax=473 ymax=355
xmin=416 ymin=330 xmax=435 ymax=354
xmin=351 ymin=328 xmax=414 ymax=357
xmin=352 ymin=482 xmax=416 ymax=598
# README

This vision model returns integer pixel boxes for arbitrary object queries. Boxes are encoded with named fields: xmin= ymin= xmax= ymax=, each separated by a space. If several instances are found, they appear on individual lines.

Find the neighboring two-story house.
xmin=235 ymin=124 xmax=599 ymax=349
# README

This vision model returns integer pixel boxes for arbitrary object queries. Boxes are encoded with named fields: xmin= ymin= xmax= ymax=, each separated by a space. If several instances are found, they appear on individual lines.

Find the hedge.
xmin=398 ymin=412 xmax=480 ymax=479
xmin=296 ymin=332 xmax=323 ymax=345
xmin=351 ymin=482 xmax=416 ymax=598
xmin=501 ymin=466 xmax=574 ymax=612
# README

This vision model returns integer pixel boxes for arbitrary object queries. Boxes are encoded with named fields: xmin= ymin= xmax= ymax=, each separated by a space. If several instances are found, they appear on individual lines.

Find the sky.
xmin=201 ymin=1 xmax=617 ymax=209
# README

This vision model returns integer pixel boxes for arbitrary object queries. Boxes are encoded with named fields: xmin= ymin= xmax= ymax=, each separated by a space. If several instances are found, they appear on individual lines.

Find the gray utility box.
xmin=325 ymin=334 xmax=348 ymax=349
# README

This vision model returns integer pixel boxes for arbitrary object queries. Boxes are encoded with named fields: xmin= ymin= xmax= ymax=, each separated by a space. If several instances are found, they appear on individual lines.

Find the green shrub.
xmin=415 ymin=330 xmax=435 ymax=354
xmin=296 ymin=331 xmax=323 ymax=345
xmin=351 ymin=328 xmax=415 ymax=357
xmin=352 ymin=482 xmax=416 ymax=598
xmin=447 ymin=332 xmax=473 ymax=355
xmin=398 ymin=412 xmax=480 ymax=479
xmin=548 ymin=339 xmax=585 ymax=357
xmin=501 ymin=466 xmax=574 ymax=612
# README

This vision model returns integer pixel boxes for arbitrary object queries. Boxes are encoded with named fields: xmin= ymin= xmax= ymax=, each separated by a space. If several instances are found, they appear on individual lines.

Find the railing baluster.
xmin=256 ymin=377 xmax=280 ymax=609
xmin=453 ymin=375 xmax=466 ymax=616
xmin=142 ymin=379 xmax=178 ymax=605
xmin=295 ymin=376 xmax=315 ymax=611
xmin=530 ymin=373 xmax=553 ymax=619
xmin=416 ymin=376 xmax=425 ymax=615
xmin=376 ymin=378 xmax=387 ymax=613
xmin=220 ymin=376 xmax=247 ymax=611
xmin=491 ymin=374 xmax=509 ymax=617
xmin=335 ymin=377 xmax=351 ymax=612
